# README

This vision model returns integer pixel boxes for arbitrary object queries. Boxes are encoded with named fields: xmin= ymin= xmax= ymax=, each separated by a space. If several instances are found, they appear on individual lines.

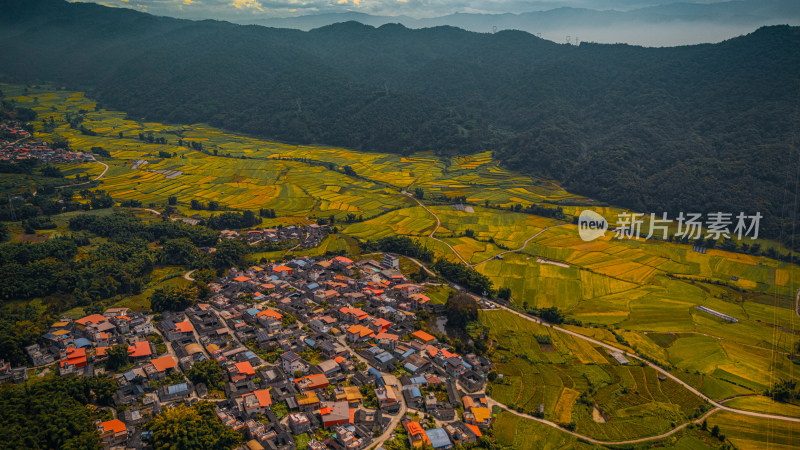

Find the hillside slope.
xmin=1 ymin=0 xmax=799 ymax=242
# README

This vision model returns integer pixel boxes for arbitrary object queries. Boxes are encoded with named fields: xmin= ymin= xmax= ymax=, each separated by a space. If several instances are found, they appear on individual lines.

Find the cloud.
xmin=184 ymin=0 xmax=195 ymax=4
xmin=231 ymin=0 xmax=264 ymax=12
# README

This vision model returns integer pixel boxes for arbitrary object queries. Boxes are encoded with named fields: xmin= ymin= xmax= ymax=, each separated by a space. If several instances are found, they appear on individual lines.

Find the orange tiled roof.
xmin=248 ymin=389 xmax=272 ymax=407
xmin=128 ymin=341 xmax=152 ymax=358
xmin=175 ymin=321 xmax=193 ymax=333
xmin=235 ymin=361 xmax=255 ymax=376
xmin=150 ymin=355 xmax=177 ymax=372
xmin=257 ymin=309 xmax=283 ymax=320
xmin=75 ymin=314 xmax=107 ymax=326
xmin=347 ymin=324 xmax=374 ymax=338
xmin=100 ymin=419 xmax=126 ymax=434
xmin=412 ymin=330 xmax=435 ymax=342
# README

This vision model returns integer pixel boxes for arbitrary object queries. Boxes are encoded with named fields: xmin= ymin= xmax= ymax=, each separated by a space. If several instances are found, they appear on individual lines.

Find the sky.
xmin=75 ymin=0 xmax=800 ymax=46
xmin=79 ymin=0 xmax=733 ymax=20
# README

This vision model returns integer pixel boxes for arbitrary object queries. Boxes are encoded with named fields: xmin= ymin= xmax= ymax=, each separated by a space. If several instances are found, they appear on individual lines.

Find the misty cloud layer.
xmin=77 ymin=0 xmax=800 ymax=46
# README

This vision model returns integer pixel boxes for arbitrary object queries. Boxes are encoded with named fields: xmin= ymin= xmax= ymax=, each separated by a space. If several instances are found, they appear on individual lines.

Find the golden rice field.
xmin=7 ymin=84 xmax=800 ymax=427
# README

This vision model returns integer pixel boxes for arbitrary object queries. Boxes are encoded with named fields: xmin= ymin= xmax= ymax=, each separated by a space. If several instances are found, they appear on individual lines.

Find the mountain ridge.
xmin=1 ymin=0 xmax=799 ymax=243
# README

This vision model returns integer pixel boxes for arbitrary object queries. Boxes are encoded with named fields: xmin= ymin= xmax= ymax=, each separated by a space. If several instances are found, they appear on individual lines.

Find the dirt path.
xmin=56 ymin=160 xmax=109 ymax=189
xmin=408 ymin=194 xmax=567 ymax=269
xmin=408 ymin=194 xmax=471 ymax=265
xmin=470 ymin=224 xmax=565 ymax=267
xmin=795 ymin=287 xmax=800 ymax=317
xmin=184 ymin=269 xmax=196 ymax=281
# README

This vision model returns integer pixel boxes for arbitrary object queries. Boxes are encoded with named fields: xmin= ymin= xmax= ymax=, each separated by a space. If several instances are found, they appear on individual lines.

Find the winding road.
xmin=409 ymin=193 xmax=564 ymax=268
xmin=484 ymin=300 xmax=800 ymax=425
xmin=408 ymin=194 xmax=470 ymax=265
xmin=56 ymin=160 xmax=109 ymax=189
xmin=402 ymin=198 xmax=800 ymax=443
xmin=469 ymin=224 xmax=564 ymax=268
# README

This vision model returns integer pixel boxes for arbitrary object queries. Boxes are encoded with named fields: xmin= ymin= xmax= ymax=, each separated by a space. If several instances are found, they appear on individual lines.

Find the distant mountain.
xmin=1 ymin=0 xmax=800 ymax=244
xmin=241 ymin=0 xmax=800 ymax=46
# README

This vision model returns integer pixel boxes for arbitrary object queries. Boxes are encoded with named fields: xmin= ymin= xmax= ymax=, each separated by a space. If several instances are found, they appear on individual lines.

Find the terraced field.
xmin=6 ymin=84 xmax=800 ymax=437
xmin=482 ymin=310 xmax=709 ymax=441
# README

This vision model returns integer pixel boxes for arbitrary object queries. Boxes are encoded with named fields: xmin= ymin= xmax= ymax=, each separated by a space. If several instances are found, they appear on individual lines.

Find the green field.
xmin=482 ymin=310 xmax=709 ymax=441
xmin=706 ymin=411 xmax=800 ymax=450
xmin=492 ymin=410 xmax=593 ymax=449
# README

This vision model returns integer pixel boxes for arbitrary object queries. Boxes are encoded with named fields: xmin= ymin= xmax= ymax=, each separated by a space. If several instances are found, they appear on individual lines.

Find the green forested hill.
xmin=1 ymin=0 xmax=799 ymax=241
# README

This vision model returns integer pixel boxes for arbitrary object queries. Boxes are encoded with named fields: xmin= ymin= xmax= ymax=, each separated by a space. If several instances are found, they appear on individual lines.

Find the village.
xmin=1 ymin=122 xmax=95 ymax=163
xmin=2 ymin=252 xmax=494 ymax=450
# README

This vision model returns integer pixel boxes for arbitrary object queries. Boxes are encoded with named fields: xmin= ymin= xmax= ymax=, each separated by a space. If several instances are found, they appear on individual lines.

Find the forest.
xmin=1 ymin=0 xmax=800 ymax=243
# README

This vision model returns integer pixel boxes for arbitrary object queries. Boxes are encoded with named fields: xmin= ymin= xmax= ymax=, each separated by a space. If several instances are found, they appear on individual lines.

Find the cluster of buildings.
xmin=0 ymin=132 xmax=95 ymax=163
xmin=13 ymin=253 xmax=494 ymax=449
xmin=220 ymin=223 xmax=328 ymax=250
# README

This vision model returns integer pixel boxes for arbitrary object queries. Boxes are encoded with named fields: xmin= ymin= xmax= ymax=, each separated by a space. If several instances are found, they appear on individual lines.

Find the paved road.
xmin=56 ymin=160 xmax=109 ymax=189
xmin=336 ymin=336 xmax=407 ymax=449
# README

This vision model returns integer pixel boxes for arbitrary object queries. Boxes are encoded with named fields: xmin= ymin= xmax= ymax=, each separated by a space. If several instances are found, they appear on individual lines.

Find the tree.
xmin=145 ymin=402 xmax=241 ymax=450
xmin=150 ymin=286 xmax=196 ymax=313
xmin=711 ymin=425 xmax=720 ymax=437
xmin=190 ymin=199 xmax=203 ymax=210
xmin=414 ymin=187 xmax=424 ymax=199
xmin=497 ymin=286 xmax=511 ymax=301
xmin=162 ymin=238 xmax=198 ymax=266
xmin=343 ymin=165 xmax=356 ymax=177
xmin=186 ymin=359 xmax=225 ymax=391
xmin=105 ymin=344 xmax=130 ymax=371
xmin=445 ymin=291 xmax=478 ymax=329
xmin=212 ymin=239 xmax=249 ymax=269
xmin=168 ymin=196 xmax=177 ymax=205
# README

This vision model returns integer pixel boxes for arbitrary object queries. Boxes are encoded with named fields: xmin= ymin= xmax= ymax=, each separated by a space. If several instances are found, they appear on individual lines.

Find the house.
xmin=296 ymin=390 xmax=320 ymax=412
xmin=411 ymin=330 xmax=436 ymax=345
xmin=281 ymin=351 xmax=306 ymax=375
xmin=425 ymin=428 xmax=454 ymax=449
xmin=60 ymin=347 xmax=87 ymax=369
xmin=98 ymin=419 xmax=128 ymax=446
xmin=158 ymin=382 xmax=192 ymax=403
xmin=346 ymin=325 xmax=375 ymax=343
xmin=404 ymin=421 xmax=431 ymax=448
xmin=321 ymin=401 xmax=354 ymax=428
xmin=317 ymin=359 xmax=341 ymax=377
xmin=144 ymin=355 xmax=178 ymax=379
xmin=128 ymin=341 xmax=153 ymax=359
xmin=375 ymin=387 xmax=400 ymax=412
xmin=230 ymin=361 xmax=256 ymax=382
xmin=334 ymin=386 xmax=363 ymax=407
xmin=256 ymin=310 xmax=283 ymax=332
xmin=288 ymin=412 xmax=311 ymax=434
xmin=242 ymin=389 xmax=273 ymax=417
xmin=463 ymin=406 xmax=492 ymax=428
xmin=294 ymin=373 xmax=329 ymax=393
xmin=444 ymin=422 xmax=479 ymax=445
xmin=272 ymin=265 xmax=293 ymax=278
xmin=333 ymin=424 xmax=365 ymax=450
xmin=371 ymin=318 xmax=391 ymax=333
xmin=76 ymin=314 xmax=108 ymax=328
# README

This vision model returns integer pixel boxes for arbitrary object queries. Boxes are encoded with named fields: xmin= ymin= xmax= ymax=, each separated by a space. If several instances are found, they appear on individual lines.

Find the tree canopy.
xmin=145 ymin=402 xmax=241 ymax=450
